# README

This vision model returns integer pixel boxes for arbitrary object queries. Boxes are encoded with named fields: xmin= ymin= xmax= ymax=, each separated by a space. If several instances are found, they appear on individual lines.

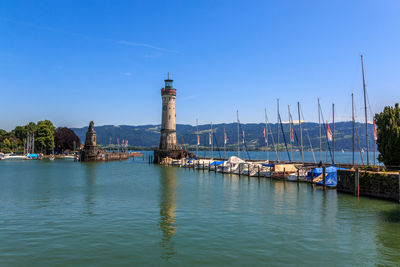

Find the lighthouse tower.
xmin=159 ymin=73 xmax=177 ymax=150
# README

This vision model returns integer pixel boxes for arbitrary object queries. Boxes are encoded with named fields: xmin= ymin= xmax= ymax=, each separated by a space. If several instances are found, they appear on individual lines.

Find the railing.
xmin=161 ymin=88 xmax=176 ymax=94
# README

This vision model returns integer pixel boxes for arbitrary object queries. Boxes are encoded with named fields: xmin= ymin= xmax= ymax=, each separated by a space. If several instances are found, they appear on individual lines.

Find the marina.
xmin=1 ymin=1 xmax=400 ymax=265
xmin=1 ymin=157 xmax=400 ymax=266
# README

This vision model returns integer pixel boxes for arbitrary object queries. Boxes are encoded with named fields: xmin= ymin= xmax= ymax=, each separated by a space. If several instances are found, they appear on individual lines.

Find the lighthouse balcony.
xmin=161 ymin=88 xmax=176 ymax=95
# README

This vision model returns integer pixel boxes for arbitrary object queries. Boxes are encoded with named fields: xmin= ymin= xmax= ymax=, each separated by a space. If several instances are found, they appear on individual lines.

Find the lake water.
xmin=1 ymin=155 xmax=399 ymax=266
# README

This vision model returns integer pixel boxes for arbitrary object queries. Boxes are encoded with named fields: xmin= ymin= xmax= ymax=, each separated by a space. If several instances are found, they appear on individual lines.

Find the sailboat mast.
xmin=288 ymin=105 xmax=293 ymax=161
xmin=196 ymin=119 xmax=199 ymax=158
xmin=332 ymin=103 xmax=335 ymax=165
xmin=352 ymin=93 xmax=355 ymax=167
xmin=361 ymin=54 xmax=369 ymax=165
xmin=237 ymin=110 xmax=240 ymax=158
xmin=298 ymin=102 xmax=304 ymax=163
xmin=277 ymin=99 xmax=280 ymax=159
xmin=264 ymin=108 xmax=269 ymax=162
xmin=318 ymin=98 xmax=322 ymax=162
xmin=373 ymin=116 xmax=376 ymax=166
xmin=223 ymin=127 xmax=226 ymax=159
xmin=210 ymin=122 xmax=213 ymax=159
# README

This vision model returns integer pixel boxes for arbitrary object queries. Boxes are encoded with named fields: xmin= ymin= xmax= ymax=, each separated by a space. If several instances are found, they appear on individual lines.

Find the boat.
xmin=287 ymin=169 xmax=308 ymax=181
xmin=49 ymin=156 xmax=55 ymax=161
xmin=307 ymin=166 xmax=347 ymax=188
xmin=0 ymin=154 xmax=28 ymax=160
xmin=26 ymin=154 xmax=41 ymax=160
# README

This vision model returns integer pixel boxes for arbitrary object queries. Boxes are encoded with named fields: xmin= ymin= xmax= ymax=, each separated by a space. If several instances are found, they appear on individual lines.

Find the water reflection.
xmin=376 ymin=206 xmax=400 ymax=264
xmin=83 ymin=163 xmax=97 ymax=215
xmin=158 ymin=166 xmax=177 ymax=260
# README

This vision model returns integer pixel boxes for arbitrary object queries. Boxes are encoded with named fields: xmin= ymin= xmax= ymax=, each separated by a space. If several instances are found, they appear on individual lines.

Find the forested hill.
xmin=71 ymin=122 xmax=375 ymax=151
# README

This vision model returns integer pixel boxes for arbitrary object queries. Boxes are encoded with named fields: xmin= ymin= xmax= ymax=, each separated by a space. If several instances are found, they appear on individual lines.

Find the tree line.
xmin=0 ymin=120 xmax=80 ymax=155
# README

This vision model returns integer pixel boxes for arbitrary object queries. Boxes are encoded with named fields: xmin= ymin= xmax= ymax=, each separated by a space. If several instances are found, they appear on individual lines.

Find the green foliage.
xmin=2 ymin=138 xmax=11 ymax=152
xmin=35 ymin=120 xmax=56 ymax=154
xmin=12 ymin=126 xmax=28 ymax=142
xmin=375 ymin=103 xmax=400 ymax=168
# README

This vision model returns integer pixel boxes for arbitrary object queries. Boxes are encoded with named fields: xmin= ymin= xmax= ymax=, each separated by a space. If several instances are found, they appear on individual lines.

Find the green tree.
xmin=375 ymin=103 xmax=400 ymax=168
xmin=35 ymin=120 xmax=56 ymax=154
xmin=3 ymin=138 xmax=11 ymax=152
xmin=12 ymin=126 xmax=27 ymax=142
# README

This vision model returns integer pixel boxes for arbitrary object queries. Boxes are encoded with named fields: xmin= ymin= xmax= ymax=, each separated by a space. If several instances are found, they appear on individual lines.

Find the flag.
xmin=326 ymin=123 xmax=332 ymax=141
xmin=290 ymin=126 xmax=294 ymax=143
xmin=224 ymin=132 xmax=228 ymax=145
xmin=373 ymin=121 xmax=378 ymax=141
xmin=197 ymin=135 xmax=200 ymax=145
xmin=209 ymin=132 xmax=212 ymax=145
xmin=242 ymin=130 xmax=245 ymax=144
xmin=263 ymin=128 xmax=267 ymax=143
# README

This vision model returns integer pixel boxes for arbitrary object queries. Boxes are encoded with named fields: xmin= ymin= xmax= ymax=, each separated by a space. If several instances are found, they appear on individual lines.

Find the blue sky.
xmin=1 ymin=0 xmax=399 ymax=130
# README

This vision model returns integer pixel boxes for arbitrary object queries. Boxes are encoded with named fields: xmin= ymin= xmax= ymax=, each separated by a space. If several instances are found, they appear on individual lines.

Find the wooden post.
xmin=258 ymin=165 xmax=260 ymax=178
xmin=239 ymin=164 xmax=241 ymax=177
xmin=323 ymin=166 xmax=326 ymax=191
xmin=202 ymin=162 xmax=204 ymax=172
xmin=297 ymin=169 xmax=299 ymax=182
xmin=248 ymin=164 xmax=250 ymax=177
xmin=283 ymin=168 xmax=286 ymax=180
xmin=208 ymin=162 xmax=210 ymax=172
xmin=355 ymin=168 xmax=360 ymax=197
xmin=230 ymin=163 xmax=232 ymax=174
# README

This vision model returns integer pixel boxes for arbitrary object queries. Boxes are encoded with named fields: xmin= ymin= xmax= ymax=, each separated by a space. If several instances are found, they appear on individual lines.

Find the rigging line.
xmin=305 ymin=129 xmax=317 ymax=163
xmin=238 ymin=121 xmax=251 ymax=160
xmin=300 ymin=106 xmax=317 ymax=163
xmin=278 ymin=113 xmax=292 ymax=162
xmin=265 ymin=109 xmax=279 ymax=162
xmin=319 ymin=107 xmax=334 ymax=164
xmin=212 ymin=130 xmax=222 ymax=159
xmin=288 ymin=109 xmax=300 ymax=147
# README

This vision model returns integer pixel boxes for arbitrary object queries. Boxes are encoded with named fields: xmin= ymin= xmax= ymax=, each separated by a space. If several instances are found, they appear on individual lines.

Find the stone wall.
xmin=337 ymin=169 xmax=400 ymax=201
xmin=153 ymin=149 xmax=193 ymax=164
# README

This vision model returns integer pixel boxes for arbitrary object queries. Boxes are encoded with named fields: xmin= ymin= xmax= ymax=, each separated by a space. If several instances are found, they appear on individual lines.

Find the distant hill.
xmin=71 ymin=122 xmax=376 ymax=151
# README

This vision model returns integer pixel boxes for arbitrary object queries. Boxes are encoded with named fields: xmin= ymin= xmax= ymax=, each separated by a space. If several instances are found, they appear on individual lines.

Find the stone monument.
xmin=80 ymin=121 xmax=102 ymax=161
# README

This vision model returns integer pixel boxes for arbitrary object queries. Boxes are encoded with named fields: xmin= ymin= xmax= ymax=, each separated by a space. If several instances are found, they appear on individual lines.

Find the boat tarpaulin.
xmin=210 ymin=161 xmax=225 ymax=166
xmin=308 ymin=166 xmax=347 ymax=187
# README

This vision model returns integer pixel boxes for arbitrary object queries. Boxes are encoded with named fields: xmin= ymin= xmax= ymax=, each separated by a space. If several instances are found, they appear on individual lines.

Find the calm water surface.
xmin=1 ymin=155 xmax=399 ymax=266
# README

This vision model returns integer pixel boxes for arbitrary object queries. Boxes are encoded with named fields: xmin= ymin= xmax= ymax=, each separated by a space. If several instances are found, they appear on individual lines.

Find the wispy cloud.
xmin=118 ymin=40 xmax=177 ymax=53
xmin=1 ymin=17 xmax=178 ymax=54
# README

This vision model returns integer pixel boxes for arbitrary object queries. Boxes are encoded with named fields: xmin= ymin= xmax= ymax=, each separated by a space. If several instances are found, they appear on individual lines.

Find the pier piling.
xmin=323 ymin=166 xmax=326 ymax=191
xmin=355 ymin=168 xmax=360 ymax=197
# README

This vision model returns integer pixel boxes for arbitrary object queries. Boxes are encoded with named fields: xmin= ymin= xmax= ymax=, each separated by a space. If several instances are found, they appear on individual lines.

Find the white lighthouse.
xmin=159 ymin=74 xmax=177 ymax=150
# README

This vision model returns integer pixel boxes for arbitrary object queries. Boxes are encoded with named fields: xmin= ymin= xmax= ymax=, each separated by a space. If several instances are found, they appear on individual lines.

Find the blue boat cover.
xmin=27 ymin=154 xmax=39 ymax=158
xmin=210 ymin=161 xmax=225 ymax=166
xmin=262 ymin=163 xmax=274 ymax=167
xmin=307 ymin=166 xmax=347 ymax=187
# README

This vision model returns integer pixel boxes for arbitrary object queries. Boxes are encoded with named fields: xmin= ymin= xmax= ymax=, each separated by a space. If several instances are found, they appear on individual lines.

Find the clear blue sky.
xmin=1 ymin=0 xmax=399 ymax=131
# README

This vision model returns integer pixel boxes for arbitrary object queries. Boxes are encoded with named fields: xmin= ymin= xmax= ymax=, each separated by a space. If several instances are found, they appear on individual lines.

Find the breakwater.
xmin=337 ymin=169 xmax=400 ymax=202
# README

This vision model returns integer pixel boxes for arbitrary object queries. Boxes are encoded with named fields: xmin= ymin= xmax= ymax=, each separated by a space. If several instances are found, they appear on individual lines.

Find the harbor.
xmin=2 ymin=1 xmax=400 ymax=265
xmin=1 ymin=157 xmax=400 ymax=266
